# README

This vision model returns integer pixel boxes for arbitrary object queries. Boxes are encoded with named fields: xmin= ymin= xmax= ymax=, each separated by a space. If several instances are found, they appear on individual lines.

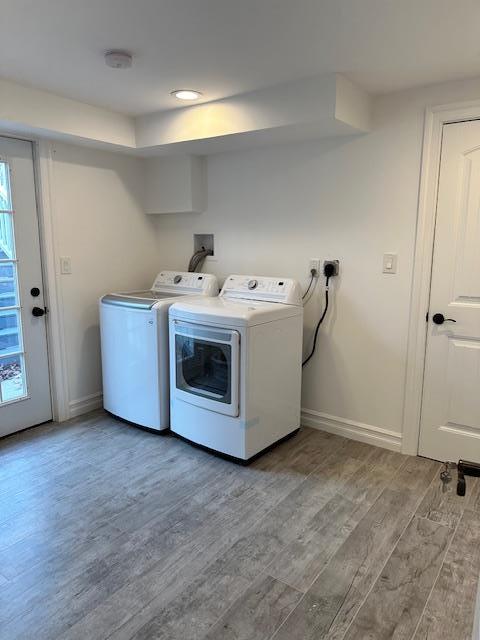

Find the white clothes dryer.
xmin=169 ymin=275 xmax=303 ymax=460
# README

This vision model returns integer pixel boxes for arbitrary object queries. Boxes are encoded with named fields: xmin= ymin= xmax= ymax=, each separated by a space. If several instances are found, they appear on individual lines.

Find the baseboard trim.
xmin=69 ymin=392 xmax=103 ymax=418
xmin=301 ymin=408 xmax=403 ymax=452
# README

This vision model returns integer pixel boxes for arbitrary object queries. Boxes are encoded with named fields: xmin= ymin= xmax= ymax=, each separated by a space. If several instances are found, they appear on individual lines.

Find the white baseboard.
xmin=69 ymin=392 xmax=103 ymax=419
xmin=67 ymin=397 xmax=402 ymax=452
xmin=301 ymin=408 xmax=403 ymax=452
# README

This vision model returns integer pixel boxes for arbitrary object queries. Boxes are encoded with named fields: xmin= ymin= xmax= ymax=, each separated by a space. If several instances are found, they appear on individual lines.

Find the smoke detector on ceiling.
xmin=104 ymin=50 xmax=133 ymax=69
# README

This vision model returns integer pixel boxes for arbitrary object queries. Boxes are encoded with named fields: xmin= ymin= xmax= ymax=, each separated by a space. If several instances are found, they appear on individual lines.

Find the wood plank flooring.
xmin=0 ymin=410 xmax=479 ymax=640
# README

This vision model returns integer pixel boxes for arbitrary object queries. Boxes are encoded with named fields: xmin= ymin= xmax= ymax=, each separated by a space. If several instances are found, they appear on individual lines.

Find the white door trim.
xmin=403 ymin=99 xmax=480 ymax=455
xmin=33 ymin=140 xmax=70 ymax=422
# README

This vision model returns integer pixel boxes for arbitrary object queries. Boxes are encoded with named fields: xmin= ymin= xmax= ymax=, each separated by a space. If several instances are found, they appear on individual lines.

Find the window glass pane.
xmin=0 ymin=309 xmax=22 ymax=356
xmin=0 ymin=354 xmax=26 ymax=402
xmin=0 ymin=262 xmax=18 ymax=308
xmin=0 ymin=162 xmax=25 ymax=405
xmin=0 ymin=212 xmax=15 ymax=259
xmin=0 ymin=162 xmax=12 ymax=211
xmin=176 ymin=335 xmax=231 ymax=403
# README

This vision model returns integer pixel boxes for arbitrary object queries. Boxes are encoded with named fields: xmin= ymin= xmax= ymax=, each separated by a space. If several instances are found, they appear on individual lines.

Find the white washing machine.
xmin=169 ymin=275 xmax=303 ymax=460
xmin=100 ymin=271 xmax=218 ymax=431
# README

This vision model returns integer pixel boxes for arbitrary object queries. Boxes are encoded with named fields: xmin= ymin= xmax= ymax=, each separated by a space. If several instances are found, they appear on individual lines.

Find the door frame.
xmin=403 ymin=99 xmax=480 ymax=455
xmin=34 ymin=140 xmax=70 ymax=421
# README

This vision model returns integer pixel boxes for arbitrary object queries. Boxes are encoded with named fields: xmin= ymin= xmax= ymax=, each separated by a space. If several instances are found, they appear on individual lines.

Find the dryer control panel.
xmin=221 ymin=275 xmax=302 ymax=305
xmin=153 ymin=271 xmax=218 ymax=295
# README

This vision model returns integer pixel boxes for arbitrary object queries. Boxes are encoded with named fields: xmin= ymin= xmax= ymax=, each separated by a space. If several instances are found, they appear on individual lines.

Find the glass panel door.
xmin=0 ymin=161 xmax=27 ymax=404
xmin=0 ymin=137 xmax=51 ymax=437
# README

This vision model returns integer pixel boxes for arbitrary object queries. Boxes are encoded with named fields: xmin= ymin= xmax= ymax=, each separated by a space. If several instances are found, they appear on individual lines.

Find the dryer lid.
xmin=169 ymin=296 xmax=303 ymax=327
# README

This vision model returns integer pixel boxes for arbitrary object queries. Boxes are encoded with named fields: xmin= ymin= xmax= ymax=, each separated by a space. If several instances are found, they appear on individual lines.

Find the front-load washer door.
xmin=173 ymin=320 xmax=240 ymax=417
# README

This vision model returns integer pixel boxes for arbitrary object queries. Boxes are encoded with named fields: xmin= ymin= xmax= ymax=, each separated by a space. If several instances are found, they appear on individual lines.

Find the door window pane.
xmin=0 ymin=162 xmax=12 ymax=211
xmin=0 ymin=212 xmax=15 ymax=259
xmin=0 ymin=354 xmax=26 ymax=402
xmin=176 ymin=335 xmax=231 ymax=403
xmin=0 ymin=309 xmax=22 ymax=355
xmin=0 ymin=161 xmax=27 ymax=406
xmin=0 ymin=262 xmax=18 ymax=308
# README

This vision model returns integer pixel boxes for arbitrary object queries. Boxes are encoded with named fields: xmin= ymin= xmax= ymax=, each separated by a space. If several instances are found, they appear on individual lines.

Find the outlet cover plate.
xmin=309 ymin=258 xmax=321 ymax=275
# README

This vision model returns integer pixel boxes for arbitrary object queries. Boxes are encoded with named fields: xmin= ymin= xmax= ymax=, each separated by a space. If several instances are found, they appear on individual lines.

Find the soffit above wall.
xmin=0 ymin=73 xmax=371 ymax=156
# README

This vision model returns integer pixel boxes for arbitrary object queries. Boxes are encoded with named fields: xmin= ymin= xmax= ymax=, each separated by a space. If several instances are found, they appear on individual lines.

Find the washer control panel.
xmin=152 ymin=271 xmax=218 ymax=295
xmin=221 ymin=275 xmax=302 ymax=305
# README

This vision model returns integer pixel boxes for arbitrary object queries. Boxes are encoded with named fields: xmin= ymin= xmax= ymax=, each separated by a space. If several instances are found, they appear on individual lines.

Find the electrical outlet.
xmin=309 ymin=259 xmax=321 ymax=276
xmin=323 ymin=259 xmax=339 ymax=276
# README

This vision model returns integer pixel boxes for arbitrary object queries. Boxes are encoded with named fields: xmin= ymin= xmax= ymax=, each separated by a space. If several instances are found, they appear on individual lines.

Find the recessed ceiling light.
xmin=104 ymin=50 xmax=133 ymax=69
xmin=171 ymin=89 xmax=202 ymax=101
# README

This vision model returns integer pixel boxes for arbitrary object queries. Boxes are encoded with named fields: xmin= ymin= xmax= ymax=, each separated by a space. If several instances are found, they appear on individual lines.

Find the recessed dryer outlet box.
xmin=194 ymin=234 xmax=214 ymax=257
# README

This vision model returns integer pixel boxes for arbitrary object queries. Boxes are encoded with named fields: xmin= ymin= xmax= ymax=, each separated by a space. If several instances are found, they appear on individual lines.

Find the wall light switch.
xmin=60 ymin=256 xmax=72 ymax=274
xmin=383 ymin=253 xmax=397 ymax=274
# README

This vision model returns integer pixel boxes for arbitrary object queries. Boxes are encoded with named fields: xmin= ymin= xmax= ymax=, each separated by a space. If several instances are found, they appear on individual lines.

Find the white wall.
xmin=50 ymin=142 xmax=160 ymax=414
xmin=152 ymin=76 xmax=480 ymax=450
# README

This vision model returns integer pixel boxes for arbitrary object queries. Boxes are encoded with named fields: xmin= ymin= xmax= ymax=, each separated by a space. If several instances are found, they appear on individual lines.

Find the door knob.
xmin=32 ymin=306 xmax=46 ymax=317
xmin=432 ymin=313 xmax=456 ymax=325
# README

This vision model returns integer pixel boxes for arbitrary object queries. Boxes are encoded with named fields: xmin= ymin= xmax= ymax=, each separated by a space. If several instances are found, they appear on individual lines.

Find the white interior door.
xmin=0 ymin=137 xmax=51 ymax=437
xmin=419 ymin=120 xmax=480 ymax=462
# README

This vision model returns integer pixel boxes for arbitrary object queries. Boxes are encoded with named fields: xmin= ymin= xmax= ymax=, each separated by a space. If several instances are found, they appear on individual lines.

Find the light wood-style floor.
xmin=1 ymin=410 xmax=479 ymax=640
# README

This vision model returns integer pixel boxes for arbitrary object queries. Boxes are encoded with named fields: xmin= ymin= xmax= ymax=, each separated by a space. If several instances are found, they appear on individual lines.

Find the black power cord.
xmin=302 ymin=269 xmax=317 ymax=300
xmin=302 ymin=262 xmax=336 ymax=367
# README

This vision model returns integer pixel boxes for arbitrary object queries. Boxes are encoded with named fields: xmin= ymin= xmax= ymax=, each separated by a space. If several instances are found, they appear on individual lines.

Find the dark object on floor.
xmin=457 ymin=459 xmax=480 ymax=496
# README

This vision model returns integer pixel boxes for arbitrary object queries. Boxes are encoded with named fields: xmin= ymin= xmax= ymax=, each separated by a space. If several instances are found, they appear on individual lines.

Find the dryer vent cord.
xmin=302 ymin=274 xmax=331 ymax=367
xmin=188 ymin=247 xmax=213 ymax=272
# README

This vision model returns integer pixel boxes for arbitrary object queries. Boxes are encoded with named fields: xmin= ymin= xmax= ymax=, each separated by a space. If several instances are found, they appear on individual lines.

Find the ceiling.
xmin=2 ymin=0 xmax=480 ymax=116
